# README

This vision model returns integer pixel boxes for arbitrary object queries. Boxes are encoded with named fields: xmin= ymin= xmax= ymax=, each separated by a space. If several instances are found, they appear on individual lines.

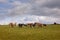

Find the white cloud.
xmin=0 ymin=15 xmax=60 ymax=25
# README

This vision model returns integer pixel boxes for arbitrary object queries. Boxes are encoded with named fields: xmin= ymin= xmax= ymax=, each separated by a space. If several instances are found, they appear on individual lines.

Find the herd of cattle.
xmin=9 ymin=22 xmax=58 ymax=28
xmin=9 ymin=22 xmax=47 ymax=28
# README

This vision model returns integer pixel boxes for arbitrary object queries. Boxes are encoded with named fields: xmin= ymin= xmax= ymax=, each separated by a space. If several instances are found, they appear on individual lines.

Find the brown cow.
xmin=9 ymin=23 xmax=14 ymax=28
xmin=34 ymin=22 xmax=43 ymax=27
xmin=27 ymin=23 xmax=33 ymax=28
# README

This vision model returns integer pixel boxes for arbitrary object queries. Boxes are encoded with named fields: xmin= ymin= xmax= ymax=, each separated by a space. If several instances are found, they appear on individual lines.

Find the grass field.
xmin=0 ymin=24 xmax=60 ymax=40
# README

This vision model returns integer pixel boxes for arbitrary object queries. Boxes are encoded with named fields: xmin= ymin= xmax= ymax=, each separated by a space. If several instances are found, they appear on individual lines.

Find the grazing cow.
xmin=27 ymin=23 xmax=33 ymax=28
xmin=43 ymin=24 xmax=47 ymax=26
xmin=9 ymin=23 xmax=14 ymax=28
xmin=18 ymin=23 xmax=23 ymax=28
xmin=54 ymin=22 xmax=57 ymax=25
xmin=32 ymin=23 xmax=36 ymax=27
xmin=34 ymin=23 xmax=43 ymax=27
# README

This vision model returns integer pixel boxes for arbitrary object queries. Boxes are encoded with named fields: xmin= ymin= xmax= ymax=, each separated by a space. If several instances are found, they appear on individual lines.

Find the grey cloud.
xmin=28 ymin=0 xmax=60 ymax=18
xmin=1 ymin=0 xmax=60 ymax=24
xmin=1 ymin=0 xmax=60 ymax=20
xmin=42 ymin=0 xmax=60 ymax=8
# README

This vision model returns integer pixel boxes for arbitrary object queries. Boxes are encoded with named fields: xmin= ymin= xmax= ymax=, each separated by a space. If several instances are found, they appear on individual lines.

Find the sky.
xmin=0 ymin=0 xmax=60 ymax=25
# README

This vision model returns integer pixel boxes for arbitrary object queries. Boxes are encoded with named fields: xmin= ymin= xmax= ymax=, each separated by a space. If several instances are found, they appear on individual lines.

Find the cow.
xmin=27 ymin=23 xmax=34 ymax=28
xmin=34 ymin=22 xmax=43 ymax=28
xmin=43 ymin=24 xmax=47 ymax=26
xmin=18 ymin=23 xmax=23 ymax=28
xmin=9 ymin=23 xmax=14 ymax=28
xmin=32 ymin=23 xmax=36 ymax=27
xmin=54 ymin=22 xmax=57 ymax=25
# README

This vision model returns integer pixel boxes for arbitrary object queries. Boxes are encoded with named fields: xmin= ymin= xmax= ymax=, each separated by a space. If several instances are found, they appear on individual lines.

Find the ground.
xmin=0 ymin=24 xmax=60 ymax=40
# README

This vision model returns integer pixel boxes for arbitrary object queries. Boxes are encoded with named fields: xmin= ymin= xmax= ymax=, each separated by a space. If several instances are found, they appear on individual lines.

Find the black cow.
xmin=54 ymin=22 xmax=57 ymax=25
xmin=18 ymin=23 xmax=23 ymax=28
xmin=43 ymin=24 xmax=47 ymax=26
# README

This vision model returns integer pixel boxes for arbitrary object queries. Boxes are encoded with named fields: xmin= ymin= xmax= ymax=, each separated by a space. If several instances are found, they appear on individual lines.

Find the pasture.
xmin=0 ymin=24 xmax=60 ymax=40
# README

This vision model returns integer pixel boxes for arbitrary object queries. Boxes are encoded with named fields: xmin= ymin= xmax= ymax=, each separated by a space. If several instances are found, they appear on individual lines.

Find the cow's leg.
xmin=11 ymin=25 xmax=13 ymax=28
xmin=18 ymin=25 xmax=21 ymax=28
xmin=21 ymin=25 xmax=22 ymax=28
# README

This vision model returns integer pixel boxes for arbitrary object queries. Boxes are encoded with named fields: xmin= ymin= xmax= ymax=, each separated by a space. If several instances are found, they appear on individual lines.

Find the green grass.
xmin=0 ymin=25 xmax=60 ymax=40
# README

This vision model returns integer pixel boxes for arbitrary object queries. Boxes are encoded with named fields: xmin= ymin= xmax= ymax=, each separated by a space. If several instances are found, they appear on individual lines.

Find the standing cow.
xmin=9 ymin=23 xmax=14 ymax=28
xmin=34 ymin=22 xmax=43 ymax=27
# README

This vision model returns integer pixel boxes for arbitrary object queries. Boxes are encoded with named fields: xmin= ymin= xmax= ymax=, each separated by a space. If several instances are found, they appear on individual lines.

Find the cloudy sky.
xmin=0 ymin=0 xmax=60 ymax=24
